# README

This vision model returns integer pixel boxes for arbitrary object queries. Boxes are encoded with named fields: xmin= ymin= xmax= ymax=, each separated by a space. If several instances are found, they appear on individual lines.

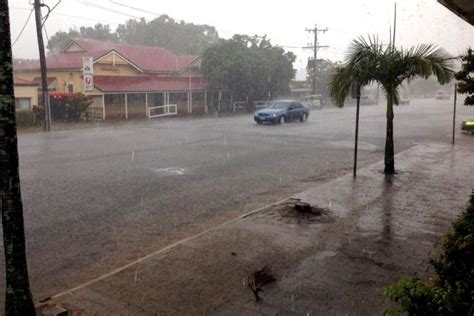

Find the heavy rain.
xmin=0 ymin=0 xmax=473 ymax=315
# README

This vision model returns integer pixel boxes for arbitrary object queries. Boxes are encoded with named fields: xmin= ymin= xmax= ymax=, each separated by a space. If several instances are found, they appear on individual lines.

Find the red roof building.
xmin=13 ymin=77 xmax=38 ymax=86
xmin=14 ymin=38 xmax=230 ymax=119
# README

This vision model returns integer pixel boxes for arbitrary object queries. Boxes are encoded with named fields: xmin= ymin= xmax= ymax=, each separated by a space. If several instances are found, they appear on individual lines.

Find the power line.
xmin=102 ymin=0 xmax=312 ymax=50
xmin=10 ymin=6 xmax=122 ymax=25
xmin=75 ymin=0 xmax=141 ymax=19
xmin=41 ymin=0 xmax=62 ymax=26
xmin=43 ymin=24 xmax=62 ymax=68
xmin=108 ymin=0 xmax=160 ymax=17
xmin=11 ymin=3 xmax=316 ymax=56
xmin=12 ymin=8 xmax=34 ymax=47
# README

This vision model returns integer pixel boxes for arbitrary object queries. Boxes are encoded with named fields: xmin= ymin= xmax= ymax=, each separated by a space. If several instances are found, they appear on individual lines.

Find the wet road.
xmin=2 ymin=98 xmax=472 ymax=302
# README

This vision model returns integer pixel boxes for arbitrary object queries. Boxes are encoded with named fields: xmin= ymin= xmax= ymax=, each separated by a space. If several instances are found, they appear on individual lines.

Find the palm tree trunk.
xmin=384 ymin=93 xmax=395 ymax=174
xmin=0 ymin=1 xmax=36 ymax=314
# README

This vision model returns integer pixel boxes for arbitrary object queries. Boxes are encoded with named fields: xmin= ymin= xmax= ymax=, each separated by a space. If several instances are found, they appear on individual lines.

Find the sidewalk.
xmin=44 ymin=142 xmax=474 ymax=315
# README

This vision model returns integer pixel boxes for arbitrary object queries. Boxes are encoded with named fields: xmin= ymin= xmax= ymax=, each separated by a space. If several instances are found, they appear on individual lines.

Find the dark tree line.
xmin=47 ymin=15 xmax=219 ymax=55
xmin=455 ymin=48 xmax=474 ymax=106
xmin=306 ymin=59 xmax=339 ymax=97
xmin=201 ymin=35 xmax=296 ymax=106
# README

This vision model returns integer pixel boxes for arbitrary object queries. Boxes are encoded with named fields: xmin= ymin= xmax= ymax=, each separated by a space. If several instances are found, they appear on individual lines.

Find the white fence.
xmin=232 ymin=101 xmax=246 ymax=112
xmin=254 ymin=100 xmax=269 ymax=109
xmin=87 ymin=106 xmax=104 ymax=120
xmin=148 ymin=104 xmax=178 ymax=119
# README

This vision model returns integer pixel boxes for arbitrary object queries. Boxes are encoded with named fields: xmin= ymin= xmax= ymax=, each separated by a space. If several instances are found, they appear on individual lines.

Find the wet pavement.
xmin=0 ymin=98 xmax=473 ymax=308
xmin=49 ymin=142 xmax=474 ymax=315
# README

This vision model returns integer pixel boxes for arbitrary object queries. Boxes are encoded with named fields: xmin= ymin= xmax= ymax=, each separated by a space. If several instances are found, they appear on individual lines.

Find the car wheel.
xmin=256 ymin=121 xmax=262 ymax=124
xmin=300 ymin=113 xmax=308 ymax=122
xmin=279 ymin=116 xmax=286 ymax=124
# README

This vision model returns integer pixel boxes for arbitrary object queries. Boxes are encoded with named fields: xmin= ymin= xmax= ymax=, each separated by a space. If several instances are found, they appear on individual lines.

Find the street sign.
xmin=351 ymin=82 xmax=361 ymax=99
xmin=83 ymin=57 xmax=93 ymax=75
xmin=84 ymin=74 xmax=94 ymax=92
xmin=83 ymin=57 xmax=94 ymax=92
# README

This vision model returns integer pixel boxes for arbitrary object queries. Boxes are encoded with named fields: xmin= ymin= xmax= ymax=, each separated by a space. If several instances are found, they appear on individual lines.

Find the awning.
xmin=438 ymin=0 xmax=474 ymax=25
xmin=93 ymin=76 xmax=216 ymax=93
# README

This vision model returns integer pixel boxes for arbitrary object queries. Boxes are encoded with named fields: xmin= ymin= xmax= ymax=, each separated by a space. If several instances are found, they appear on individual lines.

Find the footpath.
xmin=43 ymin=141 xmax=474 ymax=315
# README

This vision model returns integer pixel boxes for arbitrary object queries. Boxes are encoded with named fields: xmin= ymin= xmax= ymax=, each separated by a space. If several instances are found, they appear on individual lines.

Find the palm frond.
xmin=328 ymin=66 xmax=354 ymax=108
xmin=329 ymin=36 xmax=382 ymax=107
xmin=399 ymin=44 xmax=454 ymax=84
xmin=329 ymin=35 xmax=453 ymax=108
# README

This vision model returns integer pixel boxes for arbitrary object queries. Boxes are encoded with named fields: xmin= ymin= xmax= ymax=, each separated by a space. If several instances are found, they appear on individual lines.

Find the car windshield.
xmin=270 ymin=102 xmax=290 ymax=109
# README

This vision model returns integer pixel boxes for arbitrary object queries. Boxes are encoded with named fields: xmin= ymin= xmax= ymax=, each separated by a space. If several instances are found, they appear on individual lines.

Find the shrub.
xmin=32 ymin=105 xmax=44 ymax=124
xmin=384 ymin=192 xmax=474 ymax=315
xmin=65 ymin=93 xmax=92 ymax=121
xmin=51 ymin=93 xmax=93 ymax=122
xmin=15 ymin=110 xmax=34 ymax=126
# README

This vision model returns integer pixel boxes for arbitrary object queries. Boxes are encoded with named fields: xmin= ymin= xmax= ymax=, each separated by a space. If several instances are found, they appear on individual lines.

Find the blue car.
xmin=254 ymin=100 xmax=310 ymax=125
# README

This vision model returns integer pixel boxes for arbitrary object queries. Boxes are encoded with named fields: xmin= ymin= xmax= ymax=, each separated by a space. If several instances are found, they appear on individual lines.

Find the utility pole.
xmin=34 ymin=0 xmax=51 ymax=132
xmin=352 ymin=82 xmax=361 ymax=177
xmin=304 ymin=25 xmax=328 ymax=95
xmin=452 ymin=83 xmax=457 ymax=145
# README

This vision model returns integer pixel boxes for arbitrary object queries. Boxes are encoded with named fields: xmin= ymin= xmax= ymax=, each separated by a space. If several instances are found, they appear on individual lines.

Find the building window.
xmin=15 ymin=98 xmax=32 ymax=111
xmin=67 ymin=83 xmax=74 ymax=93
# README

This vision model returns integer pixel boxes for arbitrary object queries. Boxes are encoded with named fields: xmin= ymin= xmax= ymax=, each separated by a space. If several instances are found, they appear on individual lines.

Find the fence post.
xmin=145 ymin=92 xmax=149 ymax=118
xmin=125 ymin=93 xmax=128 ymax=120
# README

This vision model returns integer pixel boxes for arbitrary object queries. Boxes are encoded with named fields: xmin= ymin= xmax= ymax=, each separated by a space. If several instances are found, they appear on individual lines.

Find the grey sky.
xmin=9 ymin=0 xmax=474 ymax=71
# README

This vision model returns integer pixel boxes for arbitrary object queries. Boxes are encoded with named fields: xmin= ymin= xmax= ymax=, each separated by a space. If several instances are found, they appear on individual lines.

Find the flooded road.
xmin=2 ymin=98 xmax=473 ymax=303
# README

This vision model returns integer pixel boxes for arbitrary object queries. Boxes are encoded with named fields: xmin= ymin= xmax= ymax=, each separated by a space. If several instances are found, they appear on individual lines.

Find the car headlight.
xmin=272 ymin=113 xmax=277 ymax=117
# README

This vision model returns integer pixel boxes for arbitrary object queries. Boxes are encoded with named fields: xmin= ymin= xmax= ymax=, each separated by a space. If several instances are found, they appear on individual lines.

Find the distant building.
xmin=14 ymin=38 xmax=231 ymax=119
xmin=289 ymin=81 xmax=312 ymax=99
xmin=13 ymin=77 xmax=38 ymax=111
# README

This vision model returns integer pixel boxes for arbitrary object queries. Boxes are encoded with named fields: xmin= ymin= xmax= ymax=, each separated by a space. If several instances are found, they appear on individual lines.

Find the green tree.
xmin=0 ymin=0 xmax=36 ymax=314
xmin=201 ymin=35 xmax=296 ymax=106
xmin=116 ymin=16 xmax=219 ymax=55
xmin=48 ymin=16 xmax=220 ymax=55
xmin=455 ymin=48 xmax=474 ymax=106
xmin=47 ymin=24 xmax=118 ymax=53
xmin=307 ymin=59 xmax=339 ymax=97
xmin=329 ymin=36 xmax=453 ymax=174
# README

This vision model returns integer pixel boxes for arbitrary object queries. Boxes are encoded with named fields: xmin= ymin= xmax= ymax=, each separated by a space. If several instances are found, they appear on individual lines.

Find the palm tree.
xmin=329 ymin=36 xmax=453 ymax=174
xmin=0 ymin=0 xmax=36 ymax=314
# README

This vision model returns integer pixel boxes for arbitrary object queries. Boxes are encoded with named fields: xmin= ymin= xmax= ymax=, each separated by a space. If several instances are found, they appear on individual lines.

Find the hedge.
xmin=384 ymin=192 xmax=474 ymax=315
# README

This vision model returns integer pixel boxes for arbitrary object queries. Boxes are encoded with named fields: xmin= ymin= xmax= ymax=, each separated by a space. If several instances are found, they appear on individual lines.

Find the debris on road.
xmin=295 ymin=201 xmax=318 ymax=214
xmin=265 ymin=199 xmax=335 ymax=224
xmin=247 ymin=266 xmax=276 ymax=302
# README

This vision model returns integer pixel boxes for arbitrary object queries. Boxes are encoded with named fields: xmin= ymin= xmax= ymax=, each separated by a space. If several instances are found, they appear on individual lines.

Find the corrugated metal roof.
xmin=15 ymin=38 xmax=198 ymax=73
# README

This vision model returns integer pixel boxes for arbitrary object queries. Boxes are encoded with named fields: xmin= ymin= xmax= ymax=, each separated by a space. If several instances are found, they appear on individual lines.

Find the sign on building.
xmin=84 ymin=74 xmax=94 ymax=92
xmin=83 ymin=57 xmax=94 ymax=92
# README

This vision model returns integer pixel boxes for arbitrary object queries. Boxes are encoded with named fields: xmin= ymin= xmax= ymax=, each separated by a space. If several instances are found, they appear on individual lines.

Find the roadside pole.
xmin=304 ymin=25 xmax=328 ymax=95
xmin=34 ymin=0 xmax=51 ymax=131
xmin=452 ymin=83 xmax=457 ymax=145
xmin=352 ymin=82 xmax=361 ymax=177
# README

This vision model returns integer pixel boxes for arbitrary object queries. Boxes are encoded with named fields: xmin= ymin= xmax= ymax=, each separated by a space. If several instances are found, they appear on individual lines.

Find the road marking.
xmin=152 ymin=167 xmax=186 ymax=175
xmin=48 ymin=196 xmax=291 ymax=300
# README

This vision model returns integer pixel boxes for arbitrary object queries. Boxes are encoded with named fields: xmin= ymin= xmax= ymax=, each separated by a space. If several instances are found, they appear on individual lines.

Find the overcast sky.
xmin=9 ymin=0 xmax=474 ymax=77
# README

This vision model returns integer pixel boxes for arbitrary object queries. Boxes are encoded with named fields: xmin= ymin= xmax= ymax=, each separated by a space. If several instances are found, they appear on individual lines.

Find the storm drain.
xmin=265 ymin=198 xmax=335 ymax=225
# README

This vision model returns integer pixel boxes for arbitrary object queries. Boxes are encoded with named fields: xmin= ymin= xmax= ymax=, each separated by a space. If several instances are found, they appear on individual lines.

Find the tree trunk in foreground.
xmin=0 ymin=1 xmax=36 ymax=314
xmin=384 ymin=93 xmax=395 ymax=174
